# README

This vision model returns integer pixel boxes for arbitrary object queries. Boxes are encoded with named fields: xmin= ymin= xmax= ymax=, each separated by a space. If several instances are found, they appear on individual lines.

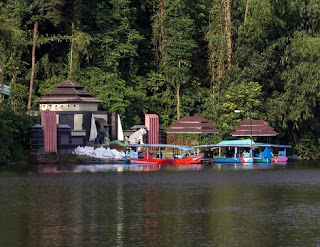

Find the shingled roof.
xmin=35 ymin=80 xmax=102 ymax=103
xmin=231 ymin=119 xmax=278 ymax=136
xmin=165 ymin=116 xmax=220 ymax=134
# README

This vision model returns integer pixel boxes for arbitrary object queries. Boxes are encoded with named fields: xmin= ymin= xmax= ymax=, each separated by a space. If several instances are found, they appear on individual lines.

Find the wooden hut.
xmin=165 ymin=116 xmax=220 ymax=145
xmin=230 ymin=120 xmax=278 ymax=137
xmin=166 ymin=116 xmax=220 ymax=134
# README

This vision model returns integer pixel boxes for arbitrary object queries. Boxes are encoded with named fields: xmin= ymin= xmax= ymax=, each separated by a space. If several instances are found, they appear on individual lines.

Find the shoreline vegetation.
xmin=1 ymin=1 xmax=320 ymax=163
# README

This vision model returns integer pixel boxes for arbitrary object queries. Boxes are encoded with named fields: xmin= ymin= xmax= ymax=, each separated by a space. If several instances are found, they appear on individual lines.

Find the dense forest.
xmin=0 ymin=0 xmax=320 ymax=161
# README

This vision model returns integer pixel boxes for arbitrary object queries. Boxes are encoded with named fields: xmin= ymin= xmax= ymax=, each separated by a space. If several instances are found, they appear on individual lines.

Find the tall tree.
xmin=27 ymin=20 xmax=38 ymax=114
xmin=153 ymin=0 xmax=165 ymax=71
xmin=26 ymin=0 xmax=64 ymax=113
xmin=0 ymin=0 xmax=28 ymax=111
xmin=71 ymin=0 xmax=144 ymax=127
xmin=206 ymin=0 xmax=233 ymax=96
xmin=69 ymin=23 xmax=91 ymax=79
xmin=205 ymin=0 xmax=233 ymax=126
xmin=233 ymin=0 xmax=286 ymax=95
xmin=224 ymin=0 xmax=232 ymax=68
xmin=152 ymin=0 xmax=196 ymax=120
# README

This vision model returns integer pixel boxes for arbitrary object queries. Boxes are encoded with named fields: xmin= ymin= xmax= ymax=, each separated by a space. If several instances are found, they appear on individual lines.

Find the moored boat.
xmin=128 ymin=144 xmax=203 ymax=165
xmin=196 ymin=139 xmax=291 ymax=164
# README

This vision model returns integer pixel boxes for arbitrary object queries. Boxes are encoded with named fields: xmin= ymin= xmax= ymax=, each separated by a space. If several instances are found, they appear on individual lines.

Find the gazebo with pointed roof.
xmin=35 ymin=79 xmax=108 ymax=143
xmin=165 ymin=116 xmax=220 ymax=134
xmin=231 ymin=119 xmax=278 ymax=137
xmin=36 ymin=79 xmax=102 ymax=111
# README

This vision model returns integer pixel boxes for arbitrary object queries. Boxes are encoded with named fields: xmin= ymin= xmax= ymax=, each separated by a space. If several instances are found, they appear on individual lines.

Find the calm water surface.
xmin=1 ymin=161 xmax=320 ymax=247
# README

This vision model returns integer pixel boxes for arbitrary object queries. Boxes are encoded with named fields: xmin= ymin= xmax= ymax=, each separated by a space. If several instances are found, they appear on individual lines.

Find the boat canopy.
xmin=194 ymin=139 xmax=291 ymax=149
xmin=217 ymin=139 xmax=253 ymax=146
xmin=253 ymin=142 xmax=291 ymax=148
xmin=128 ymin=143 xmax=196 ymax=151
xmin=194 ymin=139 xmax=257 ymax=148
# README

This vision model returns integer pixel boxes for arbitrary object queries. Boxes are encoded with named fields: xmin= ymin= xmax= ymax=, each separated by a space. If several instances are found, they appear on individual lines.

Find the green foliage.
xmin=0 ymin=1 xmax=27 ymax=84
xmin=1 ymin=0 xmax=320 ymax=160
xmin=293 ymin=126 xmax=320 ymax=160
xmin=162 ymin=16 xmax=196 ymax=78
xmin=0 ymin=110 xmax=39 ymax=164
xmin=9 ymin=83 xmax=29 ymax=113
xmin=206 ymin=0 xmax=228 ymax=84
xmin=143 ymin=71 xmax=175 ymax=127
xmin=277 ymin=32 xmax=320 ymax=129
xmin=181 ymin=85 xmax=209 ymax=117
xmin=0 ymin=118 xmax=13 ymax=164
xmin=77 ymin=67 xmax=128 ymax=114
xmin=205 ymin=82 xmax=263 ymax=138
xmin=234 ymin=0 xmax=286 ymax=91
xmin=89 ymin=0 xmax=144 ymax=74
xmin=29 ymin=0 xmax=64 ymax=26
xmin=152 ymin=0 xmax=197 ymax=119
xmin=69 ymin=29 xmax=91 ymax=78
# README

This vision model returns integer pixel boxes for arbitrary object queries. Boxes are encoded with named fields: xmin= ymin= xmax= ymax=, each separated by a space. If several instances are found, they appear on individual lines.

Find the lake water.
xmin=1 ymin=161 xmax=320 ymax=247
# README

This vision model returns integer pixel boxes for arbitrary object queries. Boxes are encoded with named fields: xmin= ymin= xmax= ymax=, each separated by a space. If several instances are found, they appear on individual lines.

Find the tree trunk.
xmin=176 ymin=60 xmax=182 ymax=120
xmin=11 ymin=74 xmax=16 ymax=85
xmin=154 ymin=0 xmax=165 ymax=70
xmin=0 ymin=60 xmax=3 ymax=103
xmin=244 ymin=0 xmax=249 ymax=23
xmin=69 ymin=22 xmax=74 ymax=78
xmin=176 ymin=83 xmax=180 ymax=120
xmin=159 ymin=0 xmax=164 ymax=55
xmin=224 ymin=0 xmax=232 ymax=69
xmin=27 ymin=21 xmax=38 ymax=114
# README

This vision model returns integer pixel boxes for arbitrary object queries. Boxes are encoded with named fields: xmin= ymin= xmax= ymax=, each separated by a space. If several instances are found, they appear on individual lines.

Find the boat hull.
xmin=214 ymin=157 xmax=273 ymax=163
xmin=272 ymin=157 xmax=288 ymax=163
xmin=214 ymin=157 xmax=254 ymax=163
xmin=130 ymin=156 xmax=202 ymax=165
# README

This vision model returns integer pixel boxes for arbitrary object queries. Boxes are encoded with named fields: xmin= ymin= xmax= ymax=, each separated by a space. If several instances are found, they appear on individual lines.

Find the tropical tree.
xmin=152 ymin=0 xmax=197 ymax=120
xmin=205 ymin=81 xmax=263 ymax=138
xmin=0 ymin=0 xmax=28 ymax=112
xmin=26 ymin=0 xmax=64 ymax=113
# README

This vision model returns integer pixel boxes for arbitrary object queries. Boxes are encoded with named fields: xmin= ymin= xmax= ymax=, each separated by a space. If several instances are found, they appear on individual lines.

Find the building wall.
xmin=74 ymin=114 xmax=83 ymax=130
xmin=40 ymin=103 xmax=98 ymax=112
xmin=145 ymin=114 xmax=159 ymax=148
xmin=59 ymin=114 xmax=74 ymax=129
xmin=38 ymin=106 xmax=108 ymax=142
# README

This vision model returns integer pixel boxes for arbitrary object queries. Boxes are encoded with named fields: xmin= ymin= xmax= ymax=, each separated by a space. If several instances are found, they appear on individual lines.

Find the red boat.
xmin=128 ymin=144 xmax=203 ymax=165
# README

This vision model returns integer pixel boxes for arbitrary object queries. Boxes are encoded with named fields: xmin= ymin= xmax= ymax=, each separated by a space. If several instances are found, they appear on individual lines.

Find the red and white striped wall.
xmin=145 ymin=114 xmax=159 ymax=150
xmin=41 ymin=111 xmax=57 ymax=153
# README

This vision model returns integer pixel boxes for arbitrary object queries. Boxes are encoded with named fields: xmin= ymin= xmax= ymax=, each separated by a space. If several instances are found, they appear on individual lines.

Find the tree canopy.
xmin=1 ymin=0 xmax=320 ymax=159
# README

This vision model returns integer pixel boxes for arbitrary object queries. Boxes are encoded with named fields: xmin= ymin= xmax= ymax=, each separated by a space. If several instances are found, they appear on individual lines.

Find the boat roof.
xmin=218 ymin=139 xmax=254 ymax=146
xmin=254 ymin=142 xmax=291 ymax=148
xmin=195 ymin=139 xmax=257 ymax=148
xmin=194 ymin=139 xmax=291 ymax=148
xmin=128 ymin=144 xmax=196 ymax=151
xmin=194 ymin=144 xmax=258 ymax=148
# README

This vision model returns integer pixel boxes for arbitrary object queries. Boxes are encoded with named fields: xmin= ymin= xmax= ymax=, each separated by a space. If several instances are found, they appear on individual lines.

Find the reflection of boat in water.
xmin=129 ymin=164 xmax=203 ymax=171
xmin=30 ymin=163 xmax=204 ymax=173
xmin=162 ymin=164 xmax=204 ymax=171
xmin=196 ymin=139 xmax=291 ymax=164
xmin=127 ymin=164 xmax=161 ymax=172
xmin=214 ymin=162 xmax=284 ymax=170
xmin=128 ymin=144 xmax=202 ymax=165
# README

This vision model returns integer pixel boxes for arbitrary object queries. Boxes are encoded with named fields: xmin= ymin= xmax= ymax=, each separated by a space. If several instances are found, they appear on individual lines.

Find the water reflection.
xmin=30 ymin=163 xmax=204 ymax=173
xmin=214 ymin=162 xmax=288 ymax=170
xmin=3 ymin=161 xmax=320 ymax=246
xmin=30 ymin=162 xmax=290 ymax=174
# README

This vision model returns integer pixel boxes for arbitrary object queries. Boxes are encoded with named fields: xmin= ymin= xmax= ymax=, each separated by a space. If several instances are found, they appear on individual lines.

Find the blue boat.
xmin=196 ymin=139 xmax=291 ymax=163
